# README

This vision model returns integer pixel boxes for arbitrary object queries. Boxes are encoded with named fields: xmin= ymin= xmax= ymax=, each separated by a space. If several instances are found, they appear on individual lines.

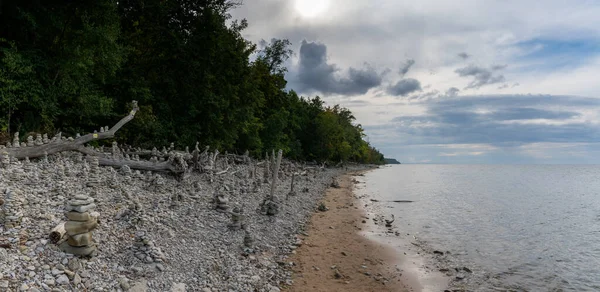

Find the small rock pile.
xmin=86 ymin=157 xmax=101 ymax=187
xmin=0 ymin=152 xmax=10 ymax=168
xmin=120 ymin=165 xmax=132 ymax=182
xmin=132 ymin=231 xmax=166 ymax=264
xmin=2 ymin=188 xmax=23 ymax=228
xmin=10 ymin=160 xmax=25 ymax=182
xmin=214 ymin=192 xmax=230 ymax=213
xmin=228 ymin=207 xmax=244 ymax=230
xmin=60 ymin=194 xmax=98 ymax=256
xmin=259 ymin=197 xmax=279 ymax=216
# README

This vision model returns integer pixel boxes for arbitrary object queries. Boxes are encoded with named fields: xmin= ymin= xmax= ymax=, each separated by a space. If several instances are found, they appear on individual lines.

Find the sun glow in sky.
xmin=295 ymin=0 xmax=329 ymax=17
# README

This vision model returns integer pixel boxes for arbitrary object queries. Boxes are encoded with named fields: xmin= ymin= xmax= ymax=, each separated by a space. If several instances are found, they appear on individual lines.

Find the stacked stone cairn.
xmin=34 ymin=133 xmax=43 ymax=145
xmin=60 ymin=194 xmax=98 ymax=256
xmin=259 ymin=198 xmax=279 ymax=216
xmin=242 ymin=227 xmax=255 ymax=254
xmin=26 ymin=135 xmax=34 ymax=147
xmin=227 ymin=207 xmax=244 ymax=230
xmin=120 ymin=165 xmax=132 ymax=182
xmin=214 ymin=191 xmax=230 ymax=213
xmin=10 ymin=157 xmax=25 ymax=182
xmin=12 ymin=132 xmax=20 ymax=148
xmin=86 ymin=157 xmax=101 ymax=187
xmin=56 ymin=159 xmax=66 ymax=181
xmin=2 ymin=188 xmax=23 ymax=228
xmin=1 ymin=151 xmax=10 ymax=167
xmin=132 ymin=231 xmax=166 ymax=265
xmin=110 ymin=169 xmax=120 ymax=189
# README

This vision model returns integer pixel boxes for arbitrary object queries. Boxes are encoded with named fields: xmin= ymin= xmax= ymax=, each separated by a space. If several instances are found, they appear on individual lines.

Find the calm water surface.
xmin=360 ymin=164 xmax=600 ymax=291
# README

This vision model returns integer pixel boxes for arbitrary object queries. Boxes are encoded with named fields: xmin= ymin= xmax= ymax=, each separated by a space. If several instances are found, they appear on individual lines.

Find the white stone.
xmin=171 ymin=283 xmax=186 ymax=292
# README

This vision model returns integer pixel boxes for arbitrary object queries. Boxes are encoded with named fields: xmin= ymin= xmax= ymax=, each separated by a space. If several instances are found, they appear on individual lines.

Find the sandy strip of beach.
xmin=285 ymin=172 xmax=420 ymax=292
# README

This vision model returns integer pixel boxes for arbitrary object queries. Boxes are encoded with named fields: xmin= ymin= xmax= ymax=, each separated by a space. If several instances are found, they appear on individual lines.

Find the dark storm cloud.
xmin=446 ymin=87 xmax=460 ymax=96
xmin=387 ymin=95 xmax=597 ymax=146
xmin=457 ymin=52 xmax=471 ymax=59
xmin=386 ymin=78 xmax=422 ymax=96
xmin=293 ymin=41 xmax=383 ymax=95
xmin=455 ymin=65 xmax=506 ymax=89
xmin=399 ymin=59 xmax=416 ymax=76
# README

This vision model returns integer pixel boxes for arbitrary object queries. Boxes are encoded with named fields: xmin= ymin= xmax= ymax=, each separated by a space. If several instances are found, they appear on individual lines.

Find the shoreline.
xmin=285 ymin=170 xmax=415 ymax=292
xmin=354 ymin=167 xmax=449 ymax=292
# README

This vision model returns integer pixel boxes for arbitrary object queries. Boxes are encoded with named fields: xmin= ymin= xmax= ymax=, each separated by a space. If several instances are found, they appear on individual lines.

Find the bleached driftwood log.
xmin=1 ymin=101 xmax=186 ymax=173
xmin=5 ymin=101 xmax=139 ymax=159
xmin=49 ymin=222 xmax=66 ymax=244
xmin=269 ymin=150 xmax=283 ymax=200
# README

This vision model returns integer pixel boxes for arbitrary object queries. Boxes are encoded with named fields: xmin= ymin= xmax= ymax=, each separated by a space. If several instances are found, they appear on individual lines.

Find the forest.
xmin=0 ymin=0 xmax=384 ymax=164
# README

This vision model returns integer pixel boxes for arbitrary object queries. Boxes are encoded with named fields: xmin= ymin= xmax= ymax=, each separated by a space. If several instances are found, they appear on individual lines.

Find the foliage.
xmin=0 ymin=0 xmax=384 ymax=164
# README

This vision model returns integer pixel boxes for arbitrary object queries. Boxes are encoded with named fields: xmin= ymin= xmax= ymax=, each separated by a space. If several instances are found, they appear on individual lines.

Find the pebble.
xmin=156 ymin=263 xmax=164 ymax=271
xmin=73 ymin=273 xmax=82 ymax=285
xmin=56 ymin=274 xmax=69 ymax=285
xmin=0 ymin=281 xmax=8 ymax=288
xmin=118 ymin=278 xmax=130 ymax=290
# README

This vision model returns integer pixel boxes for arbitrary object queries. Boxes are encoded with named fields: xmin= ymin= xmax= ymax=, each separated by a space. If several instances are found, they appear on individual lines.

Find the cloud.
xmin=399 ymin=59 xmax=416 ymax=76
xmin=293 ymin=40 xmax=383 ymax=95
xmin=457 ymin=52 xmax=470 ymax=60
xmin=446 ymin=87 xmax=460 ymax=96
xmin=366 ymin=94 xmax=600 ymax=163
xmin=387 ymin=95 xmax=594 ymax=146
xmin=454 ymin=65 xmax=506 ymax=89
xmin=387 ymin=78 xmax=422 ymax=96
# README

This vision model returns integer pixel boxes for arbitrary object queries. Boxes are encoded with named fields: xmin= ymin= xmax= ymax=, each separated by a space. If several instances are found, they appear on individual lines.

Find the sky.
xmin=231 ymin=0 xmax=600 ymax=164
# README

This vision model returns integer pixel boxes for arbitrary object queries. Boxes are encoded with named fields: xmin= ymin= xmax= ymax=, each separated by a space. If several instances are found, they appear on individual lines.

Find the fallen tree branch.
xmin=3 ymin=101 xmax=139 ymax=160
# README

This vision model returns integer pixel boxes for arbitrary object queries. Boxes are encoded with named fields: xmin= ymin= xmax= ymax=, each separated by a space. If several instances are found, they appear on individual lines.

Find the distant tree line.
xmin=0 ymin=0 xmax=384 ymax=164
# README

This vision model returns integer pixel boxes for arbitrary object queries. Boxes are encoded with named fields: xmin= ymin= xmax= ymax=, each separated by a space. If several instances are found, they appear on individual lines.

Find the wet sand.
xmin=285 ymin=172 xmax=418 ymax=292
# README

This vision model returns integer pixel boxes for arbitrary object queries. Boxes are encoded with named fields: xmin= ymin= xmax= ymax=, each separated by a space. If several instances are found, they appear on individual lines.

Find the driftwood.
xmin=5 ymin=101 xmax=139 ymax=160
xmin=269 ymin=150 xmax=283 ymax=200
xmin=370 ymin=199 xmax=414 ymax=203
xmin=1 ymin=101 xmax=186 ymax=173
xmin=49 ymin=222 xmax=66 ymax=243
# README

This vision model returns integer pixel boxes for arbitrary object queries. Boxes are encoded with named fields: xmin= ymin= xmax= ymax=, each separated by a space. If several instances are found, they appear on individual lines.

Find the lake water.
xmin=359 ymin=164 xmax=600 ymax=291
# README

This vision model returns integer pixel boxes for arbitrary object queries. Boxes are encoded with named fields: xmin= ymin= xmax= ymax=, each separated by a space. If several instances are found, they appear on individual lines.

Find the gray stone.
xmin=59 ymin=241 xmax=96 ymax=256
xmin=64 ymin=219 xmax=98 ymax=236
xmin=68 ymin=198 xmax=94 ymax=206
xmin=67 ymin=232 xmax=93 ymax=247
xmin=65 ymin=203 xmax=96 ymax=213
xmin=56 ymin=274 xmax=69 ymax=285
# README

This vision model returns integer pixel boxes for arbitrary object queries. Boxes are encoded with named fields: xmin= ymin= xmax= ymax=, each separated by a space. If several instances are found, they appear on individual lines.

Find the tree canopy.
xmin=0 ymin=0 xmax=384 ymax=164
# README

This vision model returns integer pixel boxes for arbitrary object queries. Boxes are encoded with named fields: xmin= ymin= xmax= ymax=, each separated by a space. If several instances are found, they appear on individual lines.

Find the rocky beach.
xmin=0 ymin=148 xmax=373 ymax=291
